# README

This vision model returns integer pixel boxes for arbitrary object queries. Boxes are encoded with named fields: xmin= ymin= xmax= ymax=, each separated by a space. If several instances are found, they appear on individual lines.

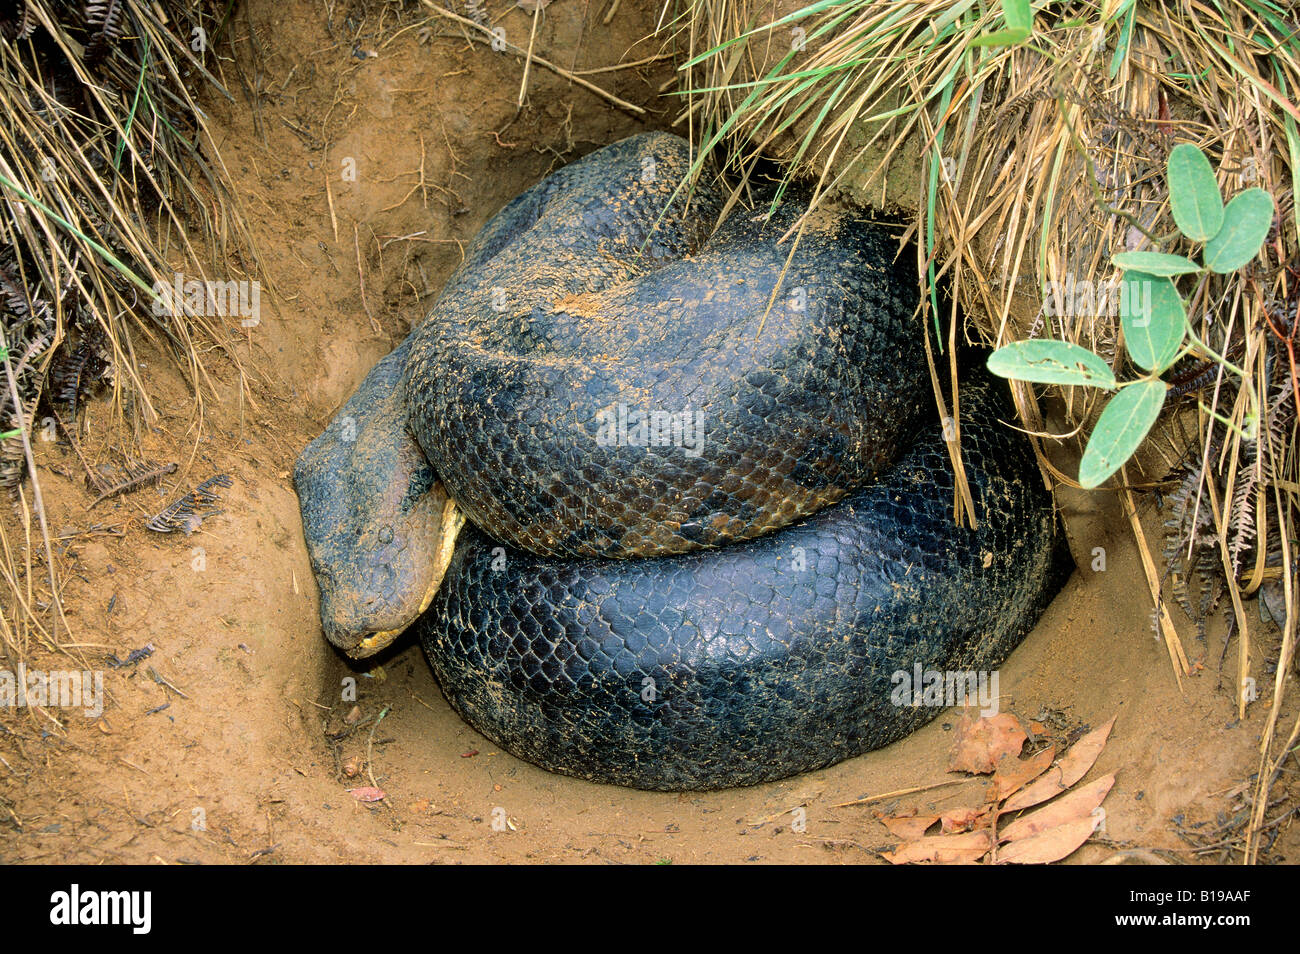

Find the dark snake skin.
xmin=294 ymin=131 xmax=1072 ymax=789
xmin=416 ymin=375 xmax=1070 ymax=790
xmin=402 ymin=132 xmax=930 ymax=559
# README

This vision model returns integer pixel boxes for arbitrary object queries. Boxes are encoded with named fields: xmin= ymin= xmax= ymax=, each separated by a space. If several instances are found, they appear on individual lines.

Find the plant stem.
xmin=0 ymin=328 xmax=65 ymax=641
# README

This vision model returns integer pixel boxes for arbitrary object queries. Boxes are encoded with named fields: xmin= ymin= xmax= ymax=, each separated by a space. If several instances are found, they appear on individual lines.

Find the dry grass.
xmin=667 ymin=0 xmax=1299 ymax=863
xmin=0 ymin=2 xmax=256 ymax=662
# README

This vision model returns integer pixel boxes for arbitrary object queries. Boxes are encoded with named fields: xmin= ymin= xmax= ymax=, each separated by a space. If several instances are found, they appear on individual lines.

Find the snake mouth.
xmin=343 ymin=499 xmax=466 ymax=660
xmin=349 ymin=627 xmax=404 ymax=659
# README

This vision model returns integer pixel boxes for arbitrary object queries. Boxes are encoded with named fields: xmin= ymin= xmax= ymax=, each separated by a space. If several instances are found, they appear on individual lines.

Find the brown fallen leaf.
xmin=948 ymin=712 xmax=1028 ymax=774
xmin=990 ymin=745 xmax=1056 ymax=801
xmin=883 ymin=711 xmax=1119 ymax=866
xmin=347 ymin=786 xmax=386 ymax=802
xmin=878 ymin=811 xmax=940 ymax=840
xmin=883 ymin=829 xmax=994 ymax=865
xmin=996 ymin=813 xmax=1100 ymax=864
xmin=1002 ymin=715 xmax=1117 ymax=813
xmin=939 ymin=806 xmax=990 ymax=834
xmin=1000 ymin=774 xmax=1116 ymax=843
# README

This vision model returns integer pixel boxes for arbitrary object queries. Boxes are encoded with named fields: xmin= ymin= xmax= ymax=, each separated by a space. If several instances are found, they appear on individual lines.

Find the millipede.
xmin=145 ymin=474 xmax=234 ymax=534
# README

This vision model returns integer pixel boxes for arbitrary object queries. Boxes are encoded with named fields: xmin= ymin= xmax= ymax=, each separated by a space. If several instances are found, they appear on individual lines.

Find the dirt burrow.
xmin=0 ymin=0 xmax=1293 ymax=864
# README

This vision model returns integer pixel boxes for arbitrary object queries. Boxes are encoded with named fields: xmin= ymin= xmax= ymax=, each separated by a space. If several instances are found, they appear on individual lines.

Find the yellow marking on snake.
xmin=350 ymin=499 xmax=465 ymax=659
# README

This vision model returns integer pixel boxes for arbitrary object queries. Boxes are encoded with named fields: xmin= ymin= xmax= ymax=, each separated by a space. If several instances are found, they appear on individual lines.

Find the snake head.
xmin=294 ymin=344 xmax=464 ymax=658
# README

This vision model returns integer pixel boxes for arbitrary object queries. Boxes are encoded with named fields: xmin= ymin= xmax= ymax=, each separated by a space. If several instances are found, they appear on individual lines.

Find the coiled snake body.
xmin=294 ymin=132 xmax=1071 ymax=790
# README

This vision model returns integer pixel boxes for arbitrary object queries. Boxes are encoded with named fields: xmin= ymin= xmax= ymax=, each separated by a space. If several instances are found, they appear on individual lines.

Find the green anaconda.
xmin=294 ymin=131 xmax=1072 ymax=790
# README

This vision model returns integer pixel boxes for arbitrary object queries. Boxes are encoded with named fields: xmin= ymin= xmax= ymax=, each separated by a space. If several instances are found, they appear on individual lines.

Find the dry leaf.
xmin=878 ymin=812 xmax=940 ymax=840
xmin=990 ymin=745 xmax=1056 ymax=801
xmin=347 ymin=786 xmax=386 ymax=802
xmin=948 ymin=712 xmax=1027 ymax=774
xmin=939 ymin=806 xmax=989 ymax=834
xmin=1000 ymin=774 xmax=1115 ymax=843
xmin=884 ymin=712 xmax=1119 ymax=865
xmin=996 ymin=813 xmax=1100 ymax=864
xmin=883 ymin=829 xmax=994 ymax=865
xmin=1002 ymin=716 xmax=1116 ymax=813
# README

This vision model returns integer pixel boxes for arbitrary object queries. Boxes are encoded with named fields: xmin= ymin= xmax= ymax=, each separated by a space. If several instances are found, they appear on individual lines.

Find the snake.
xmin=293 ymin=132 xmax=1072 ymax=791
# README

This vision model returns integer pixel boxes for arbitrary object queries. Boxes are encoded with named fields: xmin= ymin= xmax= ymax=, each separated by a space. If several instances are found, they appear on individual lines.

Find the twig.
xmin=49 ymin=407 xmax=106 ymax=493
xmin=832 ymin=778 xmax=973 ymax=808
xmin=367 ymin=705 xmax=390 ymax=789
xmin=354 ymin=222 xmax=379 ymax=333
xmin=571 ymin=54 xmax=669 ymax=76
xmin=148 ymin=666 xmax=190 ymax=700
xmin=1118 ymin=468 xmax=1189 ymax=688
xmin=324 ymin=171 xmax=338 ymax=244
xmin=518 ymin=6 xmax=541 ymax=107
xmin=416 ymin=1 xmax=645 ymax=115
xmin=408 ymin=691 xmax=440 ymax=712
xmin=0 ymin=329 xmax=66 ymax=642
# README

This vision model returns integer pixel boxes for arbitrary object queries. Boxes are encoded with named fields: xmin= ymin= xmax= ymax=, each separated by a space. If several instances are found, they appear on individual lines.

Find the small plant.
xmin=988 ymin=142 xmax=1275 ymax=488
xmin=973 ymin=0 xmax=1032 ymax=47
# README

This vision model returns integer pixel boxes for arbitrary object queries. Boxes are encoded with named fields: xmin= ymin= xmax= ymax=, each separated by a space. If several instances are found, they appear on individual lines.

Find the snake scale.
xmin=294 ymin=132 xmax=1072 ymax=790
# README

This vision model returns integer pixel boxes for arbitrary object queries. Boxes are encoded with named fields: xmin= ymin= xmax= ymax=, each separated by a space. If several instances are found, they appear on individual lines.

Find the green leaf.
xmin=1119 ymin=272 xmax=1186 ymax=373
xmin=970 ymin=27 xmax=1030 ymax=47
xmin=986 ymin=340 xmax=1117 ymax=389
xmin=1110 ymin=251 xmax=1201 ymax=276
xmin=1204 ymin=188 xmax=1275 ymax=273
xmin=1284 ymin=107 xmax=1300 ymax=240
xmin=1108 ymin=0 xmax=1136 ymax=79
xmin=1167 ymin=143 xmax=1224 ymax=241
xmin=1003 ymin=0 xmax=1032 ymax=33
xmin=1078 ymin=380 xmax=1166 ymax=488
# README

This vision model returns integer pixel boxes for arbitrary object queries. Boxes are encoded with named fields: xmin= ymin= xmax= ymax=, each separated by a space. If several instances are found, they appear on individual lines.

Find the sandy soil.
xmin=0 ymin=0 xmax=1295 ymax=865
